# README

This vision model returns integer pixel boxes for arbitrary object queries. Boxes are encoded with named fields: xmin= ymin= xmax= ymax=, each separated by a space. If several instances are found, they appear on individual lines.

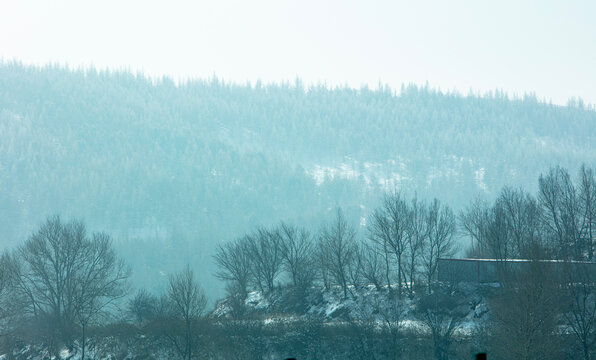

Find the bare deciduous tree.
xmin=367 ymin=208 xmax=393 ymax=291
xmin=359 ymin=242 xmax=386 ymax=292
xmin=278 ymin=223 xmax=316 ymax=293
xmin=369 ymin=191 xmax=410 ymax=298
xmin=246 ymin=227 xmax=283 ymax=294
xmin=315 ymin=240 xmax=332 ymax=290
xmin=0 ymin=252 xmax=28 ymax=353
xmin=490 ymin=255 xmax=563 ymax=360
xmin=460 ymin=197 xmax=511 ymax=261
xmin=318 ymin=209 xmax=357 ymax=298
xmin=498 ymin=186 xmax=544 ymax=258
xmin=539 ymin=166 xmax=583 ymax=259
xmin=347 ymin=243 xmax=363 ymax=290
xmin=459 ymin=196 xmax=490 ymax=257
xmin=538 ymin=165 xmax=596 ymax=260
xmin=374 ymin=293 xmax=406 ymax=359
xmin=416 ymin=287 xmax=467 ymax=360
xmin=422 ymin=199 xmax=456 ymax=293
xmin=579 ymin=164 xmax=596 ymax=260
xmin=560 ymin=168 xmax=586 ymax=259
xmin=0 ymin=252 xmax=9 ymax=321
xmin=404 ymin=196 xmax=428 ymax=297
xmin=7 ymin=216 xmax=129 ymax=357
xmin=563 ymin=262 xmax=596 ymax=360
xmin=167 ymin=265 xmax=207 ymax=360
xmin=127 ymin=289 xmax=159 ymax=325
xmin=73 ymin=232 xmax=129 ymax=360
xmin=539 ymin=166 xmax=567 ymax=254
xmin=0 ymin=252 xmax=25 ymax=343
xmin=213 ymin=237 xmax=252 ymax=299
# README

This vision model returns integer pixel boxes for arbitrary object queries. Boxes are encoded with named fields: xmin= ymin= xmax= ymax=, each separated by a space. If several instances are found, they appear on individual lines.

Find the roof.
xmin=439 ymin=258 xmax=596 ymax=264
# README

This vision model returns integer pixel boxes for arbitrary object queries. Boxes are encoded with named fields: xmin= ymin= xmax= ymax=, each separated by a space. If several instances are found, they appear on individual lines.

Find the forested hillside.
xmin=1 ymin=61 xmax=595 ymax=297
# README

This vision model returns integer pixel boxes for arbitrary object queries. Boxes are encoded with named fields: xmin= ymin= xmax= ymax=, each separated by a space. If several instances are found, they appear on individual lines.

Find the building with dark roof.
xmin=437 ymin=258 xmax=596 ymax=283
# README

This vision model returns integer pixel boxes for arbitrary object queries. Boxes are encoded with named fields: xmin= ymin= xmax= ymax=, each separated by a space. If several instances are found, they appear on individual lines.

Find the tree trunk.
xmin=397 ymin=257 xmax=403 ymax=299
xmin=186 ymin=319 xmax=192 ymax=360
xmin=81 ymin=323 xmax=86 ymax=360
xmin=384 ymin=251 xmax=391 ymax=291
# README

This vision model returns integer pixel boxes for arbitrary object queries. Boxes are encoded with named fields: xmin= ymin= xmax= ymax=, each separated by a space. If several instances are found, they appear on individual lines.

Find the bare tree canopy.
xmin=461 ymin=187 xmax=547 ymax=261
xmin=537 ymin=165 xmax=596 ymax=261
xmin=246 ymin=227 xmax=283 ymax=294
xmin=368 ymin=191 xmax=410 ymax=298
xmin=403 ymin=196 xmax=429 ymax=297
xmin=579 ymin=164 xmax=596 ymax=261
xmin=0 ymin=253 xmax=9 ymax=316
xmin=6 ymin=216 xmax=129 ymax=357
xmin=168 ymin=266 xmax=207 ymax=323
xmin=318 ymin=208 xmax=358 ymax=299
xmin=421 ymin=199 xmax=456 ymax=293
xmin=278 ymin=222 xmax=316 ymax=293
xmin=213 ymin=237 xmax=252 ymax=299
xmin=167 ymin=265 xmax=207 ymax=360
xmin=359 ymin=242 xmax=386 ymax=292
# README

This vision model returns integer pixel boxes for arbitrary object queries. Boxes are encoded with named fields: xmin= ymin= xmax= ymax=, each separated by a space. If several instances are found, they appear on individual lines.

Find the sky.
xmin=1 ymin=0 xmax=595 ymax=105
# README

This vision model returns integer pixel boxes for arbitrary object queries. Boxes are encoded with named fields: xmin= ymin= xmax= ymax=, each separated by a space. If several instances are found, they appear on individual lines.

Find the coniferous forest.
xmin=2 ymin=62 xmax=595 ymax=295
xmin=1 ymin=62 xmax=596 ymax=359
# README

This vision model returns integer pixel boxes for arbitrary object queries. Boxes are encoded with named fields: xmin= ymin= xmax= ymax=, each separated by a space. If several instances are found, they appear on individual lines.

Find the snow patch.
xmin=474 ymin=167 xmax=488 ymax=191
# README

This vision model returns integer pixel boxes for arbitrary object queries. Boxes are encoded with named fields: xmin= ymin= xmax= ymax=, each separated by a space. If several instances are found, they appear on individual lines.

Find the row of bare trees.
xmin=214 ymin=193 xmax=457 ymax=302
xmin=213 ymin=222 xmax=317 ymax=303
xmin=367 ymin=194 xmax=457 ymax=298
xmin=448 ymin=165 xmax=596 ymax=360
xmin=461 ymin=164 xmax=596 ymax=261
xmin=212 ymin=164 xmax=594 ymax=303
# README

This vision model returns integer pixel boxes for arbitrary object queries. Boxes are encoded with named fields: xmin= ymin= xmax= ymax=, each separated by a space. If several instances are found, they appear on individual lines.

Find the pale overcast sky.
xmin=1 ymin=0 xmax=595 ymax=105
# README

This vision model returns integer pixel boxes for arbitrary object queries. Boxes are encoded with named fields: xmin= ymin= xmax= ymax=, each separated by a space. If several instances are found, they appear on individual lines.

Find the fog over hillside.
xmin=1 ymin=62 xmax=595 ymax=298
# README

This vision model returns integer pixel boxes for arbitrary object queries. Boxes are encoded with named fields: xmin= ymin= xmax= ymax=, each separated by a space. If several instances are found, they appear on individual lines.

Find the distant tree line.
xmin=214 ymin=193 xmax=458 ymax=306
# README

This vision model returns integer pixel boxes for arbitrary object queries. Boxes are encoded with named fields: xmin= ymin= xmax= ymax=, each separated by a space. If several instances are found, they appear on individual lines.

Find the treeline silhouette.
xmin=1 ymin=164 xmax=595 ymax=359
xmin=214 ymin=164 xmax=596 ymax=302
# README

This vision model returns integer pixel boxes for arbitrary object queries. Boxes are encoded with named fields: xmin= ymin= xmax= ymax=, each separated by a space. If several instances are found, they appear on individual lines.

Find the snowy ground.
xmin=211 ymin=283 xmax=494 ymax=335
xmin=3 ymin=285 xmax=495 ymax=359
